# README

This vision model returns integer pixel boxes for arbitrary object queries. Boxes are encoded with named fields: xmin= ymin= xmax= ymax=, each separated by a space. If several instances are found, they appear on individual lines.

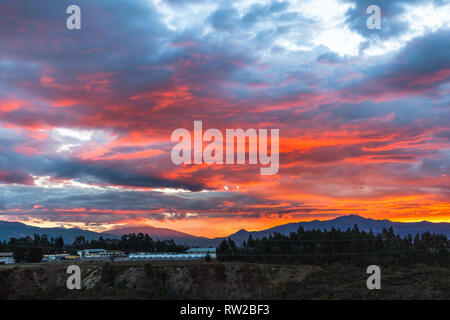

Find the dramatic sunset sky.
xmin=0 ymin=0 xmax=449 ymax=237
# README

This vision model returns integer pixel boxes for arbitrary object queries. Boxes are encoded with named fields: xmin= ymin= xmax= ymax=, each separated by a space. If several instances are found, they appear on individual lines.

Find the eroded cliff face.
xmin=0 ymin=262 xmax=319 ymax=299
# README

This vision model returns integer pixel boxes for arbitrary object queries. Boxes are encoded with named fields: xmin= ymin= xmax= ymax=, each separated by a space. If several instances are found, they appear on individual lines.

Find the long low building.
xmin=0 ymin=252 xmax=15 ymax=265
xmin=129 ymin=252 xmax=216 ymax=260
xmin=42 ymin=254 xmax=69 ymax=262
xmin=77 ymin=249 xmax=125 ymax=259
xmin=77 ymin=249 xmax=107 ymax=258
xmin=42 ymin=254 xmax=80 ymax=262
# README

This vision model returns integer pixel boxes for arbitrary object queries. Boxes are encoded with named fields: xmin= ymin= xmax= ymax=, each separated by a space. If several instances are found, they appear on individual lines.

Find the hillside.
xmin=1 ymin=261 xmax=448 ymax=300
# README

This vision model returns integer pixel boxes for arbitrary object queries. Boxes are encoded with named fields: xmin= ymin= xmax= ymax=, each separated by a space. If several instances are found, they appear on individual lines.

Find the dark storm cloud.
xmin=339 ymin=29 xmax=450 ymax=102
xmin=163 ymin=0 xmax=207 ymax=6
xmin=343 ymin=0 xmax=447 ymax=40
xmin=240 ymin=1 xmax=290 ymax=27
xmin=0 ymin=0 xmax=449 ymax=228
xmin=434 ymin=130 xmax=450 ymax=141
xmin=0 ymin=0 xmax=170 ymax=72
xmin=0 ymin=183 xmax=310 ymax=224
xmin=0 ymin=0 xmax=263 ymax=136
xmin=0 ymin=138 xmax=206 ymax=191
xmin=0 ymin=171 xmax=34 ymax=185
xmin=385 ymin=29 xmax=450 ymax=80
xmin=316 ymin=52 xmax=348 ymax=65
xmin=417 ymin=155 xmax=450 ymax=177
xmin=208 ymin=1 xmax=296 ymax=33
xmin=43 ymin=158 xmax=206 ymax=191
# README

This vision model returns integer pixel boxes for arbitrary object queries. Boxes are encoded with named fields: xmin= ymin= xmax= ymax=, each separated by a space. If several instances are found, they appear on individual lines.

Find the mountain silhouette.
xmin=0 ymin=215 xmax=448 ymax=247
xmin=0 ymin=220 xmax=119 ymax=243
xmin=222 ymin=214 xmax=450 ymax=245
xmin=104 ymin=225 xmax=212 ymax=247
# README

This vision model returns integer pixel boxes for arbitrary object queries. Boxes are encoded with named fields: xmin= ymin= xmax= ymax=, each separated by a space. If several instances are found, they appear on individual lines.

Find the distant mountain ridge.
xmin=0 ymin=220 xmax=119 ymax=243
xmin=221 ymin=215 xmax=450 ymax=245
xmin=104 ymin=225 xmax=212 ymax=247
xmin=0 ymin=215 xmax=448 ymax=247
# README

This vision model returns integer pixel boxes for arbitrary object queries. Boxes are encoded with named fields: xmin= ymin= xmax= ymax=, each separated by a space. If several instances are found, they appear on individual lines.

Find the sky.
xmin=0 ymin=0 xmax=449 ymax=238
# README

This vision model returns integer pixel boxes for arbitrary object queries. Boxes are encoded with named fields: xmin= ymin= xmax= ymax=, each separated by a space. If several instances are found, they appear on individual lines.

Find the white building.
xmin=77 ymin=249 xmax=107 ymax=258
xmin=129 ymin=250 xmax=216 ymax=260
xmin=77 ymin=249 xmax=124 ymax=259
xmin=0 ymin=252 xmax=15 ymax=265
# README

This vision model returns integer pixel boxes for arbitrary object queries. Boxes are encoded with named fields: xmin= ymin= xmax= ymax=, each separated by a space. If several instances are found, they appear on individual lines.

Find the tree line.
xmin=0 ymin=233 xmax=189 ymax=263
xmin=216 ymin=225 xmax=449 ymax=266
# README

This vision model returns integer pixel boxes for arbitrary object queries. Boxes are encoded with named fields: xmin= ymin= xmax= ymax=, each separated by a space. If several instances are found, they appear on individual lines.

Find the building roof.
xmin=0 ymin=252 xmax=14 ymax=257
xmin=44 ymin=254 xmax=69 ymax=257
xmin=185 ymin=248 xmax=215 ymax=253
xmin=78 ymin=249 xmax=107 ymax=252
